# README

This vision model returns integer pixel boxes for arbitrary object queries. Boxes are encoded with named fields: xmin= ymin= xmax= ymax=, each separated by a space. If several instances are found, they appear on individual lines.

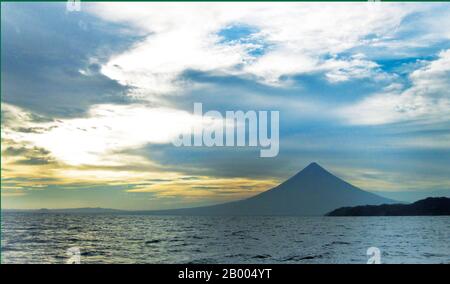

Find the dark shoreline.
xmin=326 ymin=197 xmax=450 ymax=216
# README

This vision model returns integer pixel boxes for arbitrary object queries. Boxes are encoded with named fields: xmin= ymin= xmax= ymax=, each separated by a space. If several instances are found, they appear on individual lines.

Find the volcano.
xmin=150 ymin=162 xmax=396 ymax=216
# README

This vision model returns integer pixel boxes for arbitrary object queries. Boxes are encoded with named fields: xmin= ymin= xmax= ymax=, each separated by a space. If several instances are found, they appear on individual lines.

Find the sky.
xmin=1 ymin=2 xmax=450 ymax=210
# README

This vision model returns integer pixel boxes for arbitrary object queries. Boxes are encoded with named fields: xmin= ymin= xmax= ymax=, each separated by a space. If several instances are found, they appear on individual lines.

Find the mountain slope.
xmin=149 ymin=162 xmax=396 ymax=216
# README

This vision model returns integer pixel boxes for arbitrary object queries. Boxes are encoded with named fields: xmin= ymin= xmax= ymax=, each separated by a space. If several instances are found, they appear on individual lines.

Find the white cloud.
xmin=338 ymin=49 xmax=450 ymax=125
xmin=2 ymin=103 xmax=205 ymax=166
xmin=2 ymin=102 xmax=237 ymax=167
xmin=322 ymin=54 xmax=390 ymax=83
xmin=86 ymin=2 xmax=422 ymax=95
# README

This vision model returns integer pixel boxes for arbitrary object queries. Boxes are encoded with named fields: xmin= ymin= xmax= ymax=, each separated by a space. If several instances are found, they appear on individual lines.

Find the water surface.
xmin=1 ymin=213 xmax=449 ymax=264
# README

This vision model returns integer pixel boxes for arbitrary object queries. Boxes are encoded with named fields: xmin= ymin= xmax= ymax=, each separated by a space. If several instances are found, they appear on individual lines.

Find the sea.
xmin=1 ymin=213 xmax=449 ymax=264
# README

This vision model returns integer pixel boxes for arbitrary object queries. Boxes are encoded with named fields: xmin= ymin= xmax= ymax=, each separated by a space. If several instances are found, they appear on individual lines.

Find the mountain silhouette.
xmin=326 ymin=197 xmax=450 ymax=216
xmin=150 ymin=162 xmax=396 ymax=216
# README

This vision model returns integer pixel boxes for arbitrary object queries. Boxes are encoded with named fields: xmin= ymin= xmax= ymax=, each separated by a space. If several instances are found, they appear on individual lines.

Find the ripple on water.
xmin=2 ymin=214 xmax=449 ymax=264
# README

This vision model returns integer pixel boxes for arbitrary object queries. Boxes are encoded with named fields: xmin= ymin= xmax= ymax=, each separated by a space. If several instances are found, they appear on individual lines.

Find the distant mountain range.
xmin=326 ymin=197 xmax=450 ymax=216
xmin=3 ymin=208 xmax=128 ymax=214
xmin=4 ymin=163 xmax=397 ymax=216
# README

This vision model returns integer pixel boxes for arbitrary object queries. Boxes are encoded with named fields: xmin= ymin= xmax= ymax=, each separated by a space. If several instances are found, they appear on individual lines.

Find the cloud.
xmin=126 ymin=176 xmax=278 ymax=203
xmin=2 ymin=144 xmax=55 ymax=166
xmin=321 ymin=53 xmax=390 ymax=83
xmin=2 ymin=102 xmax=206 ymax=166
xmin=86 ymin=2 xmax=426 ymax=95
xmin=1 ymin=3 xmax=134 ymax=117
xmin=339 ymin=166 xmax=450 ymax=194
xmin=337 ymin=49 xmax=450 ymax=125
xmin=14 ymin=157 xmax=54 ymax=166
xmin=2 ymin=101 xmax=237 ymax=170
